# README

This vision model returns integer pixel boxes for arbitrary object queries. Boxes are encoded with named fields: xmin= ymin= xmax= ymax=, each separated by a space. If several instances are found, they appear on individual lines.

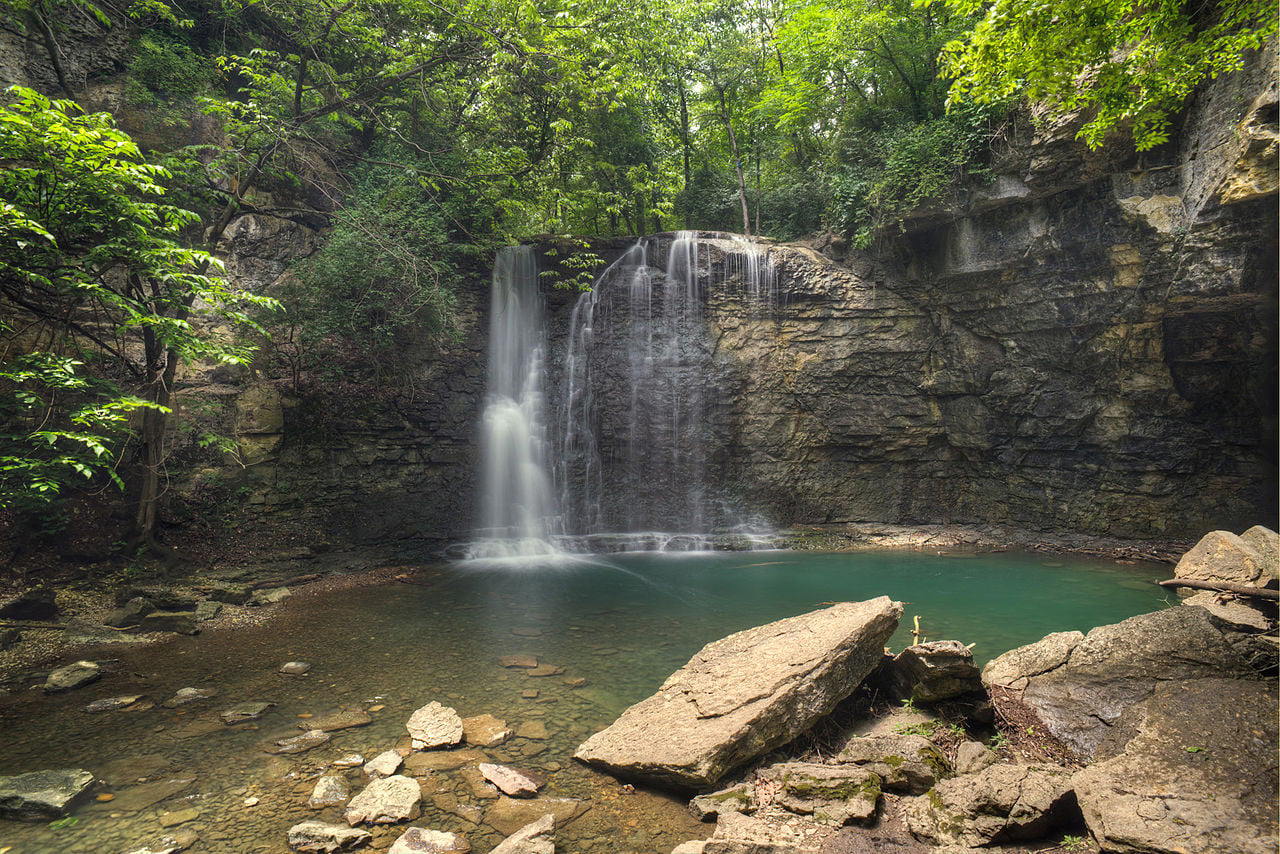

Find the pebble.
xmin=279 ymin=661 xmax=312 ymax=675
xmin=243 ymin=797 xmax=259 ymax=807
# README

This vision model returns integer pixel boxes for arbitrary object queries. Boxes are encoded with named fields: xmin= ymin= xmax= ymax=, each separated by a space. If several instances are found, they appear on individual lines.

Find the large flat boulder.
xmin=0 ymin=769 xmax=94 ymax=821
xmin=574 ymin=598 xmax=902 ymax=789
xmin=982 ymin=606 xmax=1271 ymax=759
xmin=1073 ymin=678 xmax=1278 ymax=854
xmin=1173 ymin=529 xmax=1276 ymax=587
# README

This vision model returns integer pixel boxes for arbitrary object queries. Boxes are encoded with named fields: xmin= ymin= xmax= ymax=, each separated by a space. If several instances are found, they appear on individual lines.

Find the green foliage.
xmin=929 ymin=0 xmax=1277 ymax=150
xmin=1060 ymin=835 xmax=1089 ymax=852
xmin=128 ymin=32 xmax=210 ymax=101
xmin=0 ymin=86 xmax=277 ymax=515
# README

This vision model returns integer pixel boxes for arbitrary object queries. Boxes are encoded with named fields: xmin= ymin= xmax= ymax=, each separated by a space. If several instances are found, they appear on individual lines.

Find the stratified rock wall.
xmin=702 ymin=50 xmax=1277 ymax=540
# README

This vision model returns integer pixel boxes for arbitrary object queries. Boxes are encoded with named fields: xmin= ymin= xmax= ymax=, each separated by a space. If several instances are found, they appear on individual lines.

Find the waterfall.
xmin=467 ymin=246 xmax=562 ymax=559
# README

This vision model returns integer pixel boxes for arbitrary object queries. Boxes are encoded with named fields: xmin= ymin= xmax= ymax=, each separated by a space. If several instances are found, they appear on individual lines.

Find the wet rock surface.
xmin=287 ymin=820 xmax=373 ymax=852
xmin=575 ymin=598 xmax=902 ymax=788
xmin=44 ymin=660 xmax=101 ymax=693
xmin=0 ymin=768 xmax=94 ymax=820
xmin=406 ymin=702 xmax=464 ymax=749
xmin=489 ymin=813 xmax=555 ymax=854
xmin=344 ymin=775 xmax=422 ymax=825
xmin=387 ymin=827 xmax=471 ymax=853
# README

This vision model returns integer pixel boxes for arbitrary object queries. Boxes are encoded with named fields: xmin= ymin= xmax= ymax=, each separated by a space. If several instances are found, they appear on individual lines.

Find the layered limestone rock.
xmin=1073 ymin=678 xmax=1278 ymax=854
xmin=982 ymin=606 xmax=1272 ymax=759
xmin=902 ymin=763 xmax=1077 ymax=847
xmin=574 ymin=598 xmax=902 ymax=788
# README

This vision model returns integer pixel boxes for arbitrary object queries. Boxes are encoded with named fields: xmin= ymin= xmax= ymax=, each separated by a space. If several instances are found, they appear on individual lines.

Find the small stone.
xmin=459 ymin=767 xmax=500 ymax=800
xmin=463 ymin=714 xmax=512 ymax=747
xmin=137 ymin=611 xmax=200 ymax=635
xmin=281 ymin=661 xmax=313 ymax=675
xmin=85 ymin=694 xmax=146 ymax=713
xmin=307 ymin=708 xmax=373 ymax=732
xmin=344 ymin=775 xmax=422 ymax=825
xmin=403 ymin=749 xmax=486 ymax=775
xmin=689 ymin=784 xmax=753 ymax=820
xmin=515 ymin=721 xmax=548 ymax=740
xmin=406 ymin=702 xmax=463 ymax=750
xmin=244 ymin=797 xmax=260 ymax=806
xmin=388 ymin=827 xmax=471 ymax=853
xmin=562 ymin=677 xmax=587 ymax=688
xmin=158 ymin=807 xmax=199 ymax=827
xmin=194 ymin=600 xmax=222 ymax=622
xmin=96 ymin=793 xmax=116 ymax=802
xmin=44 ymin=661 xmax=101 ymax=693
xmin=332 ymin=754 xmax=365 ymax=768
xmin=511 ymin=628 xmax=542 ymax=637
xmin=249 ymin=587 xmax=292 ymax=606
xmin=162 ymin=687 xmax=217 ymax=708
xmin=364 ymin=750 xmax=404 ymax=779
xmin=521 ymin=690 xmax=539 ymax=699
xmin=287 ymin=820 xmax=372 ymax=852
xmin=478 ymin=764 xmax=542 ymax=798
xmin=104 ymin=597 xmax=155 ymax=628
xmin=269 ymin=729 xmax=331 ymax=755
xmin=221 ymin=701 xmax=275 ymax=724
xmin=524 ymin=665 xmax=564 ymax=678
xmin=498 ymin=655 xmax=539 ymax=668
xmin=309 ymin=776 xmax=351 ymax=809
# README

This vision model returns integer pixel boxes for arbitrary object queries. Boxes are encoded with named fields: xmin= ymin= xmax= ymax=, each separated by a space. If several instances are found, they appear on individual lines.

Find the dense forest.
xmin=0 ymin=0 xmax=1274 ymax=550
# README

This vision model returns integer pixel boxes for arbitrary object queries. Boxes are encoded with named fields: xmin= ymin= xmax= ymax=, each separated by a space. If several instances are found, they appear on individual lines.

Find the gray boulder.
xmin=0 ymin=768 xmax=94 ymax=820
xmin=44 ymin=660 xmax=101 ymax=693
xmin=902 ymin=763 xmax=1076 ymax=847
xmin=0 ymin=587 xmax=57 ymax=621
xmin=104 ymin=597 xmax=155 ymax=628
xmin=344 ymin=775 xmax=421 ymax=825
xmin=953 ymin=741 xmax=997 ymax=775
xmin=1073 ymin=678 xmax=1277 ymax=854
xmin=574 ymin=598 xmax=902 ymax=788
xmin=489 ymin=814 xmax=554 ymax=854
xmin=287 ymin=820 xmax=372 ymax=852
xmin=755 ymin=761 xmax=881 ymax=825
xmin=835 ymin=733 xmax=948 ymax=793
xmin=886 ymin=640 xmax=983 ymax=703
xmin=1173 ymin=529 xmax=1276 ymax=587
xmin=1240 ymin=525 xmax=1279 ymax=578
xmin=308 ymin=776 xmax=351 ymax=809
xmin=982 ymin=606 xmax=1271 ymax=759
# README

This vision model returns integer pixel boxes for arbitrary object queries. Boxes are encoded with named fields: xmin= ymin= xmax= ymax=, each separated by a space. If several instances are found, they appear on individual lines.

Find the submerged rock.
xmin=478 ymin=764 xmax=542 ymax=798
xmin=287 ymin=820 xmax=372 ymax=852
xmin=308 ymin=776 xmax=351 ymax=809
xmin=463 ymin=714 xmax=512 ymax=747
xmin=0 ymin=768 xmax=94 ymax=820
xmin=387 ymin=828 xmax=470 ymax=853
xmin=344 ymin=775 xmax=421 ymax=825
xmin=221 ymin=701 xmax=276 ymax=724
xmin=982 ymin=606 xmax=1272 ymax=759
xmin=756 ymin=761 xmax=881 ymax=825
xmin=1073 ymin=678 xmax=1277 ymax=854
xmin=307 ymin=707 xmax=372 ymax=732
xmin=162 ymin=687 xmax=217 ymax=708
xmin=364 ymin=749 xmax=404 ymax=779
xmin=136 ymin=611 xmax=200 ymax=635
xmin=835 ymin=733 xmax=948 ymax=793
xmin=574 ymin=598 xmax=902 ymax=788
xmin=406 ymin=702 xmax=463 ymax=749
xmin=902 ymin=763 xmax=1076 ymax=847
xmin=268 ymin=729 xmax=331 ymax=755
xmin=44 ymin=661 xmax=101 ymax=693
xmin=85 ymin=694 xmax=146 ymax=713
xmin=498 ymin=655 xmax=538 ymax=668
xmin=404 ymin=749 xmax=486 ymax=775
xmin=490 ymin=814 xmax=555 ymax=854
xmin=484 ymin=797 xmax=588 ymax=836
xmin=280 ymin=661 xmax=312 ymax=675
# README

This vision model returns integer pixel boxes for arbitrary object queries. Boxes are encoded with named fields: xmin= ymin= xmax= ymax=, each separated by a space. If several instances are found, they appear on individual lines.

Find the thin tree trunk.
xmin=717 ymin=86 xmax=751 ymax=238
xmin=30 ymin=6 xmax=73 ymax=96
xmin=678 ymin=78 xmax=693 ymax=226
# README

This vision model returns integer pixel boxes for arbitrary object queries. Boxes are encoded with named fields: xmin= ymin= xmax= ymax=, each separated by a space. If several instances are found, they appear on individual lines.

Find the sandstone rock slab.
xmin=0 ymin=769 xmax=94 ymax=820
xmin=44 ymin=661 xmax=101 ymax=693
xmin=388 ymin=827 xmax=470 ymax=853
xmin=484 ymin=797 xmax=588 ymax=836
xmin=835 ymin=733 xmax=948 ymax=794
xmin=268 ymin=729 xmax=330 ymax=755
xmin=463 ymin=714 xmax=511 ymax=747
xmin=287 ymin=820 xmax=371 ymax=852
xmin=478 ymin=764 xmax=542 ymax=798
xmin=344 ymin=775 xmax=421 ymax=825
xmin=887 ymin=640 xmax=982 ymax=703
xmin=1173 ymin=530 xmax=1274 ymax=587
xmin=308 ymin=776 xmax=351 ymax=809
xmin=364 ymin=749 xmax=404 ymax=779
xmin=757 ymin=761 xmax=881 ymax=825
xmin=489 ymin=813 xmax=554 ymax=854
xmin=575 ymin=598 xmax=902 ymax=788
xmin=406 ymin=702 xmax=463 ymax=750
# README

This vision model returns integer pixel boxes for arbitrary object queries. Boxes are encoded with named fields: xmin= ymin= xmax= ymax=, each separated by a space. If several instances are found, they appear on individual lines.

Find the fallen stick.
xmin=1158 ymin=578 xmax=1279 ymax=600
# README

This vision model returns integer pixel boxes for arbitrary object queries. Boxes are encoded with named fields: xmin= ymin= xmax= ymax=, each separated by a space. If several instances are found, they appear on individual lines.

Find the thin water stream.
xmin=0 ymin=550 xmax=1171 ymax=854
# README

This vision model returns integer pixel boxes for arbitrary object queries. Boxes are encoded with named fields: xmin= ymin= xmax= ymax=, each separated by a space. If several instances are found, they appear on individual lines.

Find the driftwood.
xmin=1158 ymin=578 xmax=1279 ymax=600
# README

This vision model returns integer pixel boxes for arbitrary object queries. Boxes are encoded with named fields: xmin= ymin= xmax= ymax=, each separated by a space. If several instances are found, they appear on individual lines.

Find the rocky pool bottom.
xmin=0 ymin=550 xmax=1174 ymax=853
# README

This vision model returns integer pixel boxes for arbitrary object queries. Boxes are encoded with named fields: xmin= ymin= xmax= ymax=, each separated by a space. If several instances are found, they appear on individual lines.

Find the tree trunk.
xmin=678 ymin=78 xmax=693 ymax=226
xmin=717 ymin=86 xmax=751 ymax=238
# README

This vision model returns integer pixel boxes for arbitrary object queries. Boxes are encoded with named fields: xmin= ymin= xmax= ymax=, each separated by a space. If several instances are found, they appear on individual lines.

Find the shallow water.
xmin=0 ymin=550 xmax=1171 ymax=854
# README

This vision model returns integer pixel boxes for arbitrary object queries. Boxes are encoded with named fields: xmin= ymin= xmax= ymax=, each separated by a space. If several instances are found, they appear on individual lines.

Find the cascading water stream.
xmin=467 ymin=246 xmax=562 ymax=560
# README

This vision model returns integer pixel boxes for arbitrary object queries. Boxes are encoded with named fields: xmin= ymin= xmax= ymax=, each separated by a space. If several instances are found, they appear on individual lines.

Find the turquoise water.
xmin=0 ymin=550 xmax=1171 ymax=854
